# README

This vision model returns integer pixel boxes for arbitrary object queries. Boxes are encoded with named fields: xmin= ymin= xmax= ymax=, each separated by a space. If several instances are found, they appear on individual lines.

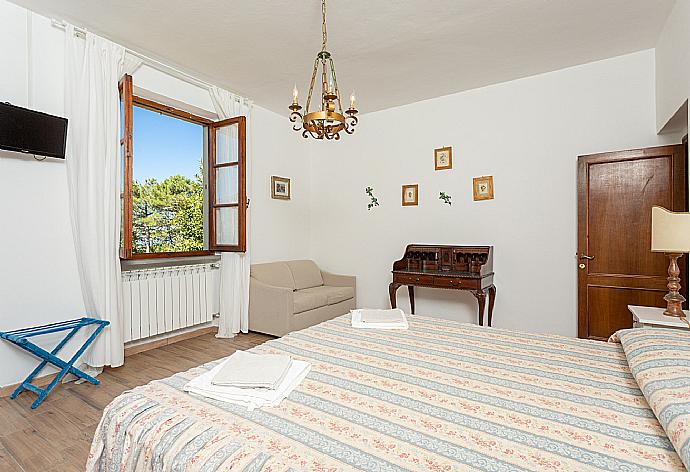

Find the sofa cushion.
xmin=322 ymin=286 xmax=355 ymax=305
xmin=293 ymin=288 xmax=328 ymax=314
xmin=293 ymin=286 xmax=354 ymax=314
xmin=286 ymin=260 xmax=324 ymax=290
xmin=250 ymin=262 xmax=295 ymax=290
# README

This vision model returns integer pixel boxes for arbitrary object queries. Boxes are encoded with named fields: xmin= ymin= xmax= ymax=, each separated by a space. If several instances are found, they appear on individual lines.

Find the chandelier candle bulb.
xmin=350 ymin=92 xmax=356 ymax=110
xmin=292 ymin=85 xmax=298 ymax=105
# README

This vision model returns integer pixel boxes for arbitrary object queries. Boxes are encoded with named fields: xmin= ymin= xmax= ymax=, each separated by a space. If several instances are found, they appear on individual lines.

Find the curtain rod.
xmin=127 ymin=50 xmax=251 ymax=104
xmin=49 ymin=17 xmax=247 ymax=100
xmin=125 ymin=49 xmax=216 ymax=93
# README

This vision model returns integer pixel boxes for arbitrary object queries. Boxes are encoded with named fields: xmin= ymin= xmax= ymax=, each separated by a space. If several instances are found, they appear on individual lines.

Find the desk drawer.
xmin=395 ymin=274 xmax=434 ymax=285
xmin=433 ymin=276 xmax=479 ymax=289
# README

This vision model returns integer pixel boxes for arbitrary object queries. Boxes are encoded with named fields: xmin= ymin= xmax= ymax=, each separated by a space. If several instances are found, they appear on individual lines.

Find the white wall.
xmin=655 ymin=0 xmax=690 ymax=134
xmin=251 ymin=107 xmax=312 ymax=262
xmin=308 ymin=50 xmax=676 ymax=337
xmin=0 ymin=0 xmax=311 ymax=387
xmin=0 ymin=1 xmax=86 ymax=389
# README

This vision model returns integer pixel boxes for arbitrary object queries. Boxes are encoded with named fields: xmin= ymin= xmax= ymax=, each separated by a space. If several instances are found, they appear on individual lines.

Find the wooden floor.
xmin=0 ymin=331 xmax=272 ymax=472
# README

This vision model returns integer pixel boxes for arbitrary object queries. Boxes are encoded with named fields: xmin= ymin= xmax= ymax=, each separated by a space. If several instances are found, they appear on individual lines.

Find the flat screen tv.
xmin=0 ymin=102 xmax=68 ymax=159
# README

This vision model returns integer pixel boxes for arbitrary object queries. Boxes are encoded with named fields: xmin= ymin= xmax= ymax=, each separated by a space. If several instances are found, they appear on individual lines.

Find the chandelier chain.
xmin=321 ymin=0 xmax=327 ymax=51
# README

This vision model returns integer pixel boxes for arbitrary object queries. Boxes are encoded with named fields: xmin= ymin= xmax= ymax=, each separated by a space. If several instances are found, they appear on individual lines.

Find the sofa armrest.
xmin=321 ymin=270 xmax=356 ymax=288
xmin=249 ymin=278 xmax=294 ymax=336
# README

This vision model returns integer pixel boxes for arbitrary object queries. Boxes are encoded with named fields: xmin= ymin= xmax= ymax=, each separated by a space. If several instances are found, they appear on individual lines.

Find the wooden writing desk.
xmin=389 ymin=245 xmax=496 ymax=326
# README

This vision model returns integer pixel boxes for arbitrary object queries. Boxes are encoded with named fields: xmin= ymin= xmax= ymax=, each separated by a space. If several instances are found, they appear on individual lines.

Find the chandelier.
xmin=289 ymin=0 xmax=358 ymax=140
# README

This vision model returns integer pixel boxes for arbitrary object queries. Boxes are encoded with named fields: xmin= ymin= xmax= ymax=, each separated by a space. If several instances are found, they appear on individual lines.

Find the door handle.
xmin=579 ymin=254 xmax=595 ymax=260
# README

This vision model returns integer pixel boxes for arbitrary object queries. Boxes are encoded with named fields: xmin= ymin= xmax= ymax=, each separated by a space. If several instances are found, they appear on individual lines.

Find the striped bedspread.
xmin=87 ymin=315 xmax=685 ymax=471
xmin=615 ymin=328 xmax=690 ymax=470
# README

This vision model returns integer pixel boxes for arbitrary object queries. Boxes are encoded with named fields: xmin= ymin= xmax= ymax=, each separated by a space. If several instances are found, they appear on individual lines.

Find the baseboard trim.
xmin=124 ymin=326 xmax=218 ymax=357
xmin=0 ymin=326 xmax=219 ymax=397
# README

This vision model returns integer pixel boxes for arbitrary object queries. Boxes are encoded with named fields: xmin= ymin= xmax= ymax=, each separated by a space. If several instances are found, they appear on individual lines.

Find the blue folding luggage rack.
xmin=0 ymin=317 xmax=109 ymax=409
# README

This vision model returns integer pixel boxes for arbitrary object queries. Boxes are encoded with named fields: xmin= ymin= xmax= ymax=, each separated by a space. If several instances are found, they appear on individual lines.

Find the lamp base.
xmin=663 ymin=297 xmax=686 ymax=317
xmin=663 ymin=253 xmax=686 ymax=317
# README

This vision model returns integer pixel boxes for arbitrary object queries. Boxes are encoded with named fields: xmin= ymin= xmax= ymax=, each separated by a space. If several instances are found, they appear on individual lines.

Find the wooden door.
xmin=577 ymin=145 xmax=686 ymax=340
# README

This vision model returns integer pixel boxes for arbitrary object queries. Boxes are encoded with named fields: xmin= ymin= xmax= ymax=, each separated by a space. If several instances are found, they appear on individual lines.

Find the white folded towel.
xmin=184 ymin=356 xmax=311 ymax=411
xmin=211 ymin=350 xmax=292 ymax=389
xmin=360 ymin=308 xmax=406 ymax=323
xmin=351 ymin=308 xmax=409 ymax=330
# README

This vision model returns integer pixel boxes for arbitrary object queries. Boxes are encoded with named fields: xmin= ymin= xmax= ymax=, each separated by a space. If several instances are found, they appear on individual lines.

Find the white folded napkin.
xmin=211 ymin=350 xmax=292 ymax=389
xmin=184 ymin=356 xmax=311 ymax=411
xmin=351 ymin=308 xmax=409 ymax=330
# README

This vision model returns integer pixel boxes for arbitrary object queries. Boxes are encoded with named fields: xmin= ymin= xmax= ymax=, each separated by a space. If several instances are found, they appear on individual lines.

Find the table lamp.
xmin=651 ymin=206 xmax=690 ymax=317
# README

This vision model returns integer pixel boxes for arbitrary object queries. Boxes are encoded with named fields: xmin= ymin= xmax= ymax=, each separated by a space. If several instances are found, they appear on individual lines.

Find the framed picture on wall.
xmin=402 ymin=184 xmax=419 ymax=206
xmin=434 ymin=146 xmax=453 ymax=170
xmin=473 ymin=176 xmax=494 ymax=201
xmin=271 ymin=176 xmax=291 ymax=200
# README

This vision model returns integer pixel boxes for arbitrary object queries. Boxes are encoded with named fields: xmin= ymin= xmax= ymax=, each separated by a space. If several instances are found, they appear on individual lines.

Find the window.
xmin=119 ymin=74 xmax=246 ymax=259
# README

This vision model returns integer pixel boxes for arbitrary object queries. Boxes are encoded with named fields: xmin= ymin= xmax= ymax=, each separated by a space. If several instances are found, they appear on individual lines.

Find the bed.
xmin=87 ymin=314 xmax=690 ymax=471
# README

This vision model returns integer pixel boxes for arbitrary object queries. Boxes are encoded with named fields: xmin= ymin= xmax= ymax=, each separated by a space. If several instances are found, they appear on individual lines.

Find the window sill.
xmin=121 ymin=254 xmax=221 ymax=272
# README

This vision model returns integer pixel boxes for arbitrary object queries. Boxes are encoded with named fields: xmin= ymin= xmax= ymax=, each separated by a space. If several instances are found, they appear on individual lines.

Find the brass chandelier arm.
xmin=344 ymin=115 xmax=358 ymax=134
xmin=305 ymin=56 xmax=320 ymax=113
xmin=289 ymin=109 xmax=303 ymax=132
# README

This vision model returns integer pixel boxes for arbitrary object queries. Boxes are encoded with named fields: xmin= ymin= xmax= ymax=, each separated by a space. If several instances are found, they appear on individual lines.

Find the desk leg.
xmin=389 ymin=283 xmax=401 ymax=309
xmin=408 ymin=285 xmax=415 ymax=314
xmin=487 ymin=284 xmax=496 ymax=327
xmin=472 ymin=290 xmax=487 ymax=326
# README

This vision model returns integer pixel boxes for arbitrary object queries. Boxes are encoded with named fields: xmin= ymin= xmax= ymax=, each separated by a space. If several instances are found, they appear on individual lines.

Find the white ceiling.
xmin=11 ymin=0 xmax=675 ymax=114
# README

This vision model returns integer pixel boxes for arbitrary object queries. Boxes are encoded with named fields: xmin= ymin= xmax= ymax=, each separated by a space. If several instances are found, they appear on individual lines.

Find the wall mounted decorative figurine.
xmin=271 ymin=176 xmax=291 ymax=200
xmin=365 ymin=187 xmax=380 ymax=210
xmin=434 ymin=146 xmax=452 ymax=170
xmin=439 ymin=191 xmax=452 ymax=205
xmin=473 ymin=176 xmax=494 ymax=201
xmin=402 ymin=184 xmax=419 ymax=206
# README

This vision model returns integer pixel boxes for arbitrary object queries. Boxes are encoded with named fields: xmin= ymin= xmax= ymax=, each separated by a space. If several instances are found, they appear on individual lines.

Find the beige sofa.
xmin=249 ymin=260 xmax=356 ymax=337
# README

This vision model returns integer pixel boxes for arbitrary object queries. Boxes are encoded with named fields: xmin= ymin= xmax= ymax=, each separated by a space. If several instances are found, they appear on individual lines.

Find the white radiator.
xmin=122 ymin=263 xmax=220 ymax=343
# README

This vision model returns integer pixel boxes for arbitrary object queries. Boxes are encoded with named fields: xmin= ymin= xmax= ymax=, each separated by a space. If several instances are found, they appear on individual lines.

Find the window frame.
xmin=119 ymin=74 xmax=246 ymax=260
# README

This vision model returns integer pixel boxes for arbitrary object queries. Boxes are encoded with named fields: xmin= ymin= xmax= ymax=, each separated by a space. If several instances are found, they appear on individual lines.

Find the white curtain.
xmin=209 ymin=86 xmax=253 ymax=338
xmin=64 ymin=26 xmax=128 ymax=368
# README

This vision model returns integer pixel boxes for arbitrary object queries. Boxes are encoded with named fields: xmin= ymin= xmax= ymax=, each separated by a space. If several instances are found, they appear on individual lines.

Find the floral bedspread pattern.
xmin=616 ymin=327 xmax=690 ymax=471
xmin=87 ymin=315 xmax=684 ymax=471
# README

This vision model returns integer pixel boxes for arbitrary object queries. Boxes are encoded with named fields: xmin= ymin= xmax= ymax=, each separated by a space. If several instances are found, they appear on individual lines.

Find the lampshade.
xmin=651 ymin=206 xmax=690 ymax=252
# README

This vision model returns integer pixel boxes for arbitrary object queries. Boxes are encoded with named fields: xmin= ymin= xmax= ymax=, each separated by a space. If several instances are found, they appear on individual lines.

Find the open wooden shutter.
xmin=119 ymin=74 xmax=134 ymax=259
xmin=208 ymin=116 xmax=247 ymax=252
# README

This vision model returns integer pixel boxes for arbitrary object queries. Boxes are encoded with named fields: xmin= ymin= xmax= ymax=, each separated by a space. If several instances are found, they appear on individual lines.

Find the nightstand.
xmin=627 ymin=305 xmax=690 ymax=330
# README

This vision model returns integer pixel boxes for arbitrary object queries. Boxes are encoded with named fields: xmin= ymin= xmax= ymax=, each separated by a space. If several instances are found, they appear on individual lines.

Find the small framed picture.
xmin=402 ymin=184 xmax=419 ymax=206
xmin=473 ymin=176 xmax=494 ymax=201
xmin=271 ymin=176 xmax=291 ymax=200
xmin=434 ymin=146 xmax=453 ymax=170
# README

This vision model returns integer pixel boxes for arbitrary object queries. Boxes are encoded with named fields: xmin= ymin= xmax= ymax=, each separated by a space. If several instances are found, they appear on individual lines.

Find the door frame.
xmin=577 ymin=144 xmax=687 ymax=339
